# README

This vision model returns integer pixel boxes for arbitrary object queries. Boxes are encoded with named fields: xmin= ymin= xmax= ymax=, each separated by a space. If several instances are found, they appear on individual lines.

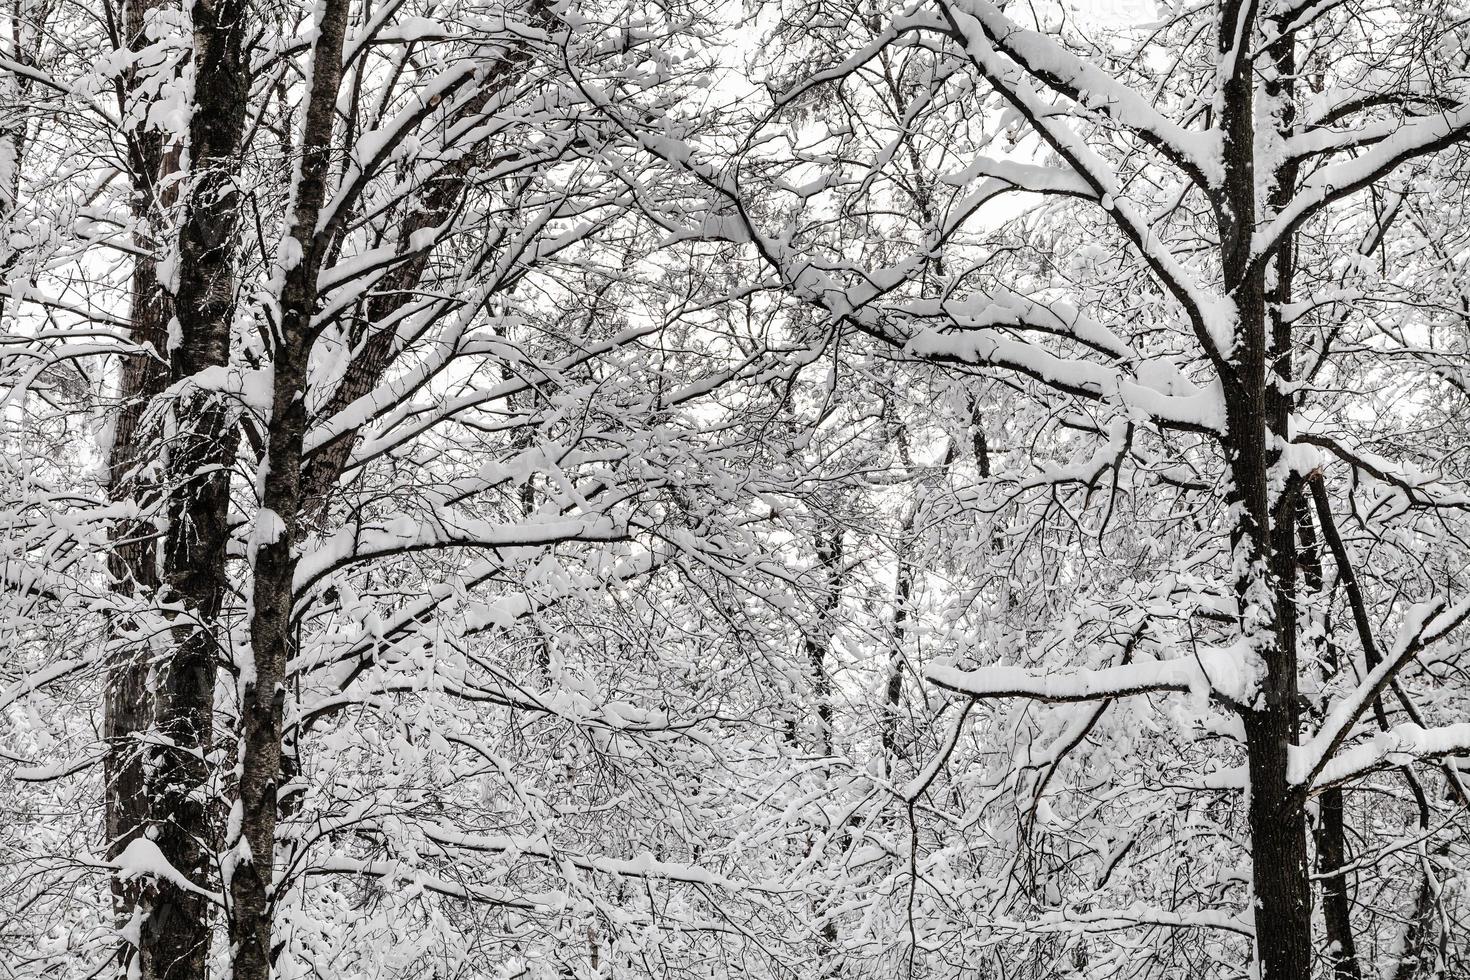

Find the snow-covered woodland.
xmin=2 ymin=0 xmax=1469 ymax=977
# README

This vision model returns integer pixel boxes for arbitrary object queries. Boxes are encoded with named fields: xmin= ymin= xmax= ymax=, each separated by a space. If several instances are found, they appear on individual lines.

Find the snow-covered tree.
xmin=3 ymin=2 xmax=1468 ymax=979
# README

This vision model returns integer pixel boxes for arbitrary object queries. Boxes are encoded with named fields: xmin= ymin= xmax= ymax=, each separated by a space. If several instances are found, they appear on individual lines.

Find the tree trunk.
xmin=1314 ymin=788 xmax=1363 ymax=980
xmin=104 ymin=2 xmax=181 ymax=977
xmin=1298 ymin=498 xmax=1365 ymax=980
xmin=229 ymin=3 xmax=351 ymax=976
xmin=805 ymin=524 xmax=844 ymax=762
xmin=135 ymin=0 xmax=250 ymax=975
xmin=1217 ymin=5 xmax=1314 ymax=974
xmin=105 ymin=0 xmax=170 ymax=881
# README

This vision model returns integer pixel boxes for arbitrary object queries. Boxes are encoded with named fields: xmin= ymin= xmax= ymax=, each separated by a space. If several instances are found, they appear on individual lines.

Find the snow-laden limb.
xmin=292 ymin=512 xmax=622 ymax=594
xmin=286 ymin=814 xmax=777 ymax=898
xmin=938 ymin=0 xmax=1222 ymax=188
xmin=0 ymin=53 xmax=120 ymax=127
xmin=418 ymin=823 xmax=767 ymax=892
xmin=1255 ymin=103 xmax=1470 ymax=260
xmin=317 ymin=59 xmax=483 ymax=234
xmin=904 ymin=327 xmax=1227 ymax=432
xmin=109 ymin=839 xmax=224 ymax=904
xmin=305 ymin=857 xmax=755 ymax=938
xmin=926 ymin=642 xmax=1252 ymax=705
xmin=303 ymin=856 xmax=548 ymax=909
xmin=1302 ymin=723 xmax=1470 ymax=790
xmin=1292 ymin=595 xmax=1470 ymax=788
xmin=934 ymin=0 xmax=1234 ymax=367
xmin=1294 ymin=433 xmax=1470 ymax=511
xmin=12 ymin=750 xmax=104 ymax=782
xmin=0 ymin=656 xmax=92 ymax=713
xmin=1009 ymin=904 xmax=1253 ymax=938
xmin=771 ymin=8 xmax=947 ymax=108
xmin=902 ymin=286 xmax=1136 ymax=360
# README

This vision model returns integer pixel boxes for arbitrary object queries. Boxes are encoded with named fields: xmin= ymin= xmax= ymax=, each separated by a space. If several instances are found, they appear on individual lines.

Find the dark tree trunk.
xmin=1298 ymin=500 xmax=1365 ymax=980
xmin=1217 ymin=6 xmax=1313 ymax=977
xmin=805 ymin=524 xmax=844 ymax=761
xmin=134 ymin=0 xmax=250 ymax=976
xmin=1315 ymin=788 xmax=1363 ymax=980
xmin=104 ymin=3 xmax=180 ymax=977
xmin=229 ymin=3 xmax=351 ymax=977
xmin=106 ymin=0 xmax=170 ymax=880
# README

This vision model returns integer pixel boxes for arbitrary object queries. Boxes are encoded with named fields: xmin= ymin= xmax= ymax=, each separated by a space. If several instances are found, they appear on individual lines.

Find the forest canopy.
xmin=1 ymin=1 xmax=1468 ymax=978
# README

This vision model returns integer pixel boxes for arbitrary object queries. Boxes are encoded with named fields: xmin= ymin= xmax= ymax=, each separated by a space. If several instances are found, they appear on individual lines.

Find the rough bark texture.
xmin=104 ymin=2 xmax=179 ymax=977
xmin=136 ymin=0 xmax=250 ymax=976
xmin=229 ymin=3 xmax=351 ymax=977
xmin=1217 ymin=5 xmax=1313 ymax=978
xmin=105 ymin=0 xmax=170 ymax=874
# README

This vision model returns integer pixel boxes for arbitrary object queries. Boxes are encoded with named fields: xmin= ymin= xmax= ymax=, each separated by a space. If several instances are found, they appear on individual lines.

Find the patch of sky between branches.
xmin=1064 ymin=0 xmax=1161 ymax=29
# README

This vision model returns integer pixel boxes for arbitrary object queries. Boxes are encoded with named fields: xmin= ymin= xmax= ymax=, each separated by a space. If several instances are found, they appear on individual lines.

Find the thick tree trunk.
xmin=229 ymin=3 xmax=351 ymax=976
xmin=1241 ymin=704 xmax=1313 ymax=980
xmin=1221 ymin=220 xmax=1314 ymax=980
xmin=105 ymin=0 xmax=170 ymax=879
xmin=104 ymin=3 xmax=179 ymax=977
xmin=134 ymin=1 xmax=250 ymax=976
xmin=1227 ymin=265 xmax=1315 ymax=980
xmin=1216 ymin=5 xmax=1314 ymax=975
xmin=105 ymin=209 xmax=169 ymax=974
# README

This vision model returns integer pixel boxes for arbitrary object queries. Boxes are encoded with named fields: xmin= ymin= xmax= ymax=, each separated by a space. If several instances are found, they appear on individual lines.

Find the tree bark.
xmin=103 ymin=3 xmax=183 ymax=977
xmin=229 ymin=3 xmax=351 ymax=976
xmin=135 ymin=0 xmax=250 ymax=976
xmin=1217 ymin=5 xmax=1313 ymax=977
xmin=105 ymin=0 xmax=170 ymax=884
xmin=806 ymin=524 xmax=843 ymax=763
xmin=1298 ymin=501 xmax=1365 ymax=980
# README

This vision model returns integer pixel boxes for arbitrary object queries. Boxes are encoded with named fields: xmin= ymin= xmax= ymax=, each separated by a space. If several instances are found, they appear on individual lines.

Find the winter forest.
xmin=3 ymin=0 xmax=1470 ymax=977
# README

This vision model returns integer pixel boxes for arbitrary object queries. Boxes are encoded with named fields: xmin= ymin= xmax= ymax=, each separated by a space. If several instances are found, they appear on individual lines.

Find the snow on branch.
xmin=1255 ymin=104 xmax=1470 ymax=260
xmin=1292 ymin=595 xmax=1470 ymax=789
xmin=939 ymin=0 xmax=1222 ymax=188
xmin=925 ymin=642 xmax=1252 ymax=705
xmin=1303 ymin=723 xmax=1470 ymax=790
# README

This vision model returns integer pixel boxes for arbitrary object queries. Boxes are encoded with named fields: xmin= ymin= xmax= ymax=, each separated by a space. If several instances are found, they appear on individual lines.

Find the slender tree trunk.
xmin=296 ymin=0 xmax=554 ymax=524
xmin=881 ymin=530 xmax=910 ymax=773
xmin=1391 ymin=847 xmax=1447 ymax=980
xmin=805 ymin=524 xmax=843 ymax=762
xmin=1298 ymin=503 xmax=1365 ymax=980
xmin=229 ymin=3 xmax=351 ymax=976
xmin=1315 ymin=788 xmax=1363 ymax=979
